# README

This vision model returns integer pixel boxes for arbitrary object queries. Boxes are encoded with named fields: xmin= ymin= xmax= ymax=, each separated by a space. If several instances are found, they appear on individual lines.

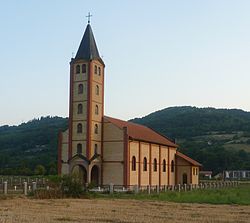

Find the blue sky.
xmin=1 ymin=0 xmax=250 ymax=125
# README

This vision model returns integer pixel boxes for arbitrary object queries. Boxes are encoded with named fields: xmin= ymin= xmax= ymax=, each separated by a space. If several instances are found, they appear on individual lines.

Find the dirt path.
xmin=0 ymin=198 xmax=250 ymax=223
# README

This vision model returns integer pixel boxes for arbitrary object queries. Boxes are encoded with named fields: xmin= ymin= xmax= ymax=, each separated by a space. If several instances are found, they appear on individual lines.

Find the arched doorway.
xmin=91 ymin=165 xmax=99 ymax=186
xmin=72 ymin=165 xmax=87 ymax=185
xmin=182 ymin=173 xmax=188 ymax=184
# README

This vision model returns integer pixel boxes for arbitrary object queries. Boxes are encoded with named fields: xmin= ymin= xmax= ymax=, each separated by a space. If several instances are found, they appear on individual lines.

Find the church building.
xmin=58 ymin=21 xmax=202 ymax=187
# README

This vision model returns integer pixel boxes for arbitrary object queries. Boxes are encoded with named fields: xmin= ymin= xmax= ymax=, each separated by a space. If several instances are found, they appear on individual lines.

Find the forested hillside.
xmin=0 ymin=116 xmax=67 ymax=175
xmin=0 ymin=107 xmax=250 ymax=175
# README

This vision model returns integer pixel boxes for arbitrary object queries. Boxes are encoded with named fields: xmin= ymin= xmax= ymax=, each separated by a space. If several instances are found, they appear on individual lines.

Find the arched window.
xmin=171 ymin=160 xmax=175 ymax=173
xmin=94 ymin=144 xmax=98 ymax=154
xmin=94 ymin=124 xmax=98 ymax=134
xmin=77 ymin=123 xmax=82 ymax=133
xmin=163 ymin=159 xmax=166 ymax=172
xmin=154 ymin=158 xmax=157 ymax=172
xmin=77 ymin=143 xmax=82 ymax=154
xmin=98 ymin=67 xmax=101 ymax=76
xmin=94 ymin=65 xmax=97 ymax=74
xmin=95 ymin=85 xmax=99 ymax=95
xmin=76 ymin=65 xmax=80 ymax=74
xmin=143 ymin=157 xmax=147 ymax=171
xmin=95 ymin=105 xmax=99 ymax=115
xmin=132 ymin=156 xmax=136 ymax=171
xmin=77 ymin=104 xmax=83 ymax=114
xmin=82 ymin=64 xmax=86 ymax=73
xmin=78 ymin=84 xmax=83 ymax=94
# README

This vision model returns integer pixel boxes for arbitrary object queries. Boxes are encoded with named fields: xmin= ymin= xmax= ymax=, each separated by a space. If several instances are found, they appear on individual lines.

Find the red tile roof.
xmin=176 ymin=151 xmax=202 ymax=167
xmin=104 ymin=116 xmax=177 ymax=147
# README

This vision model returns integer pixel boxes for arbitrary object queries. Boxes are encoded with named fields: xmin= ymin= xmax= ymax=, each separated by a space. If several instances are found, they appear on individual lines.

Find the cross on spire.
xmin=86 ymin=12 xmax=92 ymax=24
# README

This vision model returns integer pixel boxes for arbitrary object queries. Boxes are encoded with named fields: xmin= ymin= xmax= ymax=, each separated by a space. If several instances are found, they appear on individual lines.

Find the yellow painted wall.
xmin=103 ymin=121 xmax=123 ymax=141
xmin=169 ymin=147 xmax=177 ymax=185
xmin=103 ymin=120 xmax=124 ymax=185
xmin=73 ymin=82 xmax=88 ymax=102
xmin=160 ymin=146 xmax=168 ymax=185
xmin=140 ymin=142 xmax=150 ymax=186
xmin=129 ymin=141 xmax=139 ymax=185
xmin=103 ymin=163 xmax=124 ymax=185
xmin=176 ymin=156 xmax=191 ymax=185
xmin=151 ymin=144 xmax=160 ymax=186
xmin=191 ymin=166 xmax=199 ymax=185
xmin=72 ymin=121 xmax=87 ymax=140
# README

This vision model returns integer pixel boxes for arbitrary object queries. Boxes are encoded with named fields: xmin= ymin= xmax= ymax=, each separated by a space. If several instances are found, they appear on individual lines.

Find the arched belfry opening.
xmin=91 ymin=165 xmax=99 ymax=186
xmin=72 ymin=165 xmax=87 ymax=185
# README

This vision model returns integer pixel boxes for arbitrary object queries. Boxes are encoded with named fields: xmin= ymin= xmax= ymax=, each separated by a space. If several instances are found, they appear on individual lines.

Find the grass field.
xmin=96 ymin=184 xmax=250 ymax=205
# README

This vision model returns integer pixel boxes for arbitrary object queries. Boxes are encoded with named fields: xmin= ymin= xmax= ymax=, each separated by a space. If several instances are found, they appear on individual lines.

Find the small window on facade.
xmin=98 ymin=67 xmax=101 ymax=76
xmin=77 ymin=104 xmax=83 ymax=114
xmin=94 ymin=144 xmax=98 ymax=154
xmin=82 ymin=64 xmax=86 ymax=73
xmin=78 ymin=84 xmax=83 ymax=94
xmin=77 ymin=123 xmax=82 ymax=133
xmin=195 ymin=168 xmax=198 ymax=176
xmin=132 ymin=156 xmax=136 ymax=171
xmin=94 ymin=124 xmax=98 ymax=134
xmin=96 ymin=85 xmax=99 ymax=95
xmin=163 ymin=159 xmax=166 ymax=172
xmin=193 ymin=168 xmax=195 ymax=175
xmin=95 ymin=105 xmax=99 ymax=115
xmin=77 ymin=143 xmax=82 ymax=154
xmin=154 ymin=158 xmax=157 ymax=172
xmin=94 ymin=65 xmax=97 ymax=74
xmin=171 ymin=160 xmax=175 ymax=173
xmin=143 ymin=157 xmax=147 ymax=171
xmin=76 ymin=65 xmax=80 ymax=74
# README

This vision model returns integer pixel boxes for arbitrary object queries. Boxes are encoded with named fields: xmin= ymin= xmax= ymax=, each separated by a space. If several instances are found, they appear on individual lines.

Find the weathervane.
xmin=86 ymin=12 xmax=92 ymax=24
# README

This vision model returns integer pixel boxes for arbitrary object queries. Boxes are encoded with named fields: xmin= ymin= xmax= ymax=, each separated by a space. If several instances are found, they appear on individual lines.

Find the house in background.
xmin=58 ymin=22 xmax=202 ymax=187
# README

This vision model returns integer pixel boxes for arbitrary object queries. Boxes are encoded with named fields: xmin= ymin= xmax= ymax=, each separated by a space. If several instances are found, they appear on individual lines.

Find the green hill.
xmin=0 ymin=116 xmax=67 ymax=175
xmin=0 ymin=107 xmax=250 ymax=175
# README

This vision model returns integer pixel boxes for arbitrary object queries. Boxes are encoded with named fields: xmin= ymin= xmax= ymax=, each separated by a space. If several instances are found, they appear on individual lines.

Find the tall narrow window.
xmin=76 ymin=65 xmax=80 ymax=74
xmin=163 ymin=159 xmax=166 ymax=172
xmin=77 ymin=123 xmax=82 ymax=133
xmin=143 ymin=157 xmax=147 ymax=171
xmin=98 ymin=67 xmax=101 ymax=76
xmin=171 ymin=160 xmax=175 ymax=173
xmin=96 ymin=85 xmax=99 ymax=95
xmin=195 ymin=168 xmax=198 ymax=176
xmin=132 ymin=156 xmax=136 ymax=171
xmin=78 ymin=84 xmax=83 ymax=94
xmin=154 ymin=158 xmax=157 ymax=171
xmin=77 ymin=143 xmax=82 ymax=154
xmin=94 ymin=65 xmax=97 ymax=74
xmin=94 ymin=124 xmax=98 ymax=134
xmin=95 ymin=105 xmax=99 ymax=115
xmin=193 ymin=168 xmax=195 ymax=175
xmin=82 ymin=64 xmax=86 ymax=73
xmin=94 ymin=144 xmax=98 ymax=154
xmin=77 ymin=104 xmax=83 ymax=114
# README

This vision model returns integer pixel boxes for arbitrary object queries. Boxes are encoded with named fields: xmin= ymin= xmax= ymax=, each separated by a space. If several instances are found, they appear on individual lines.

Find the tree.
xmin=34 ymin=164 xmax=46 ymax=175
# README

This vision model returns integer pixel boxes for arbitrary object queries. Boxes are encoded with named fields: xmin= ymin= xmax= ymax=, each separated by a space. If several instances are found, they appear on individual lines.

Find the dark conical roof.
xmin=75 ymin=24 xmax=103 ymax=63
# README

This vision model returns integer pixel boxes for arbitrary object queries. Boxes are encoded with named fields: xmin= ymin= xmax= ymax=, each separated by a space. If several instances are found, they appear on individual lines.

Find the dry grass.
xmin=0 ymin=197 xmax=250 ymax=223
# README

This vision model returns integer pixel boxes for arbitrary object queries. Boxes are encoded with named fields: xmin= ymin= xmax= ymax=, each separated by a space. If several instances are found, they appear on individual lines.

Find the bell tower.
xmin=68 ymin=22 xmax=105 ymax=184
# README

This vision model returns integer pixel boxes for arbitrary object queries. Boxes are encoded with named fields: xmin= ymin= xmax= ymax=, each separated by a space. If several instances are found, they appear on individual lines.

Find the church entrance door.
xmin=182 ymin=173 xmax=188 ymax=184
xmin=72 ymin=165 xmax=87 ymax=185
xmin=91 ymin=165 xmax=99 ymax=186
